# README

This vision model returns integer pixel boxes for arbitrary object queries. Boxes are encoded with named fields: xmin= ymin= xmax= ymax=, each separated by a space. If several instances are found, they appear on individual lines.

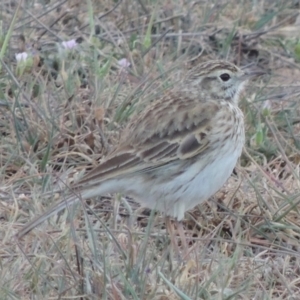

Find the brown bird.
xmin=17 ymin=60 xmax=263 ymax=238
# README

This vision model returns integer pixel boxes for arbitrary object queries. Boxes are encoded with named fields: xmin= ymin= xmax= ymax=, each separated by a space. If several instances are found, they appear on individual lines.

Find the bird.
xmin=17 ymin=60 xmax=264 ymax=239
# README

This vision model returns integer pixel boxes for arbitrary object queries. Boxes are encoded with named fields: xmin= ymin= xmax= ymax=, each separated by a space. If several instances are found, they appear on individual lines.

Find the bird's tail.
xmin=17 ymin=193 xmax=81 ymax=239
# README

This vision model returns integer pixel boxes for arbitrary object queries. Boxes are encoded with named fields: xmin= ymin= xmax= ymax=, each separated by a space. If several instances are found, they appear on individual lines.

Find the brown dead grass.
xmin=1 ymin=0 xmax=300 ymax=299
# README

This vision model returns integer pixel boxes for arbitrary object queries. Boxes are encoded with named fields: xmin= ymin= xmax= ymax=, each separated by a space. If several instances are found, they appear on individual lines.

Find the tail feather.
xmin=17 ymin=178 xmax=120 ymax=238
xmin=17 ymin=194 xmax=80 ymax=239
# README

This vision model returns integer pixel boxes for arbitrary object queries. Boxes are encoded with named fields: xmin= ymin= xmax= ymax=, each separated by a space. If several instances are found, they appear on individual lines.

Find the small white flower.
xmin=62 ymin=39 xmax=77 ymax=49
xmin=261 ymin=99 xmax=271 ymax=111
xmin=15 ymin=52 xmax=28 ymax=62
xmin=118 ymin=58 xmax=130 ymax=68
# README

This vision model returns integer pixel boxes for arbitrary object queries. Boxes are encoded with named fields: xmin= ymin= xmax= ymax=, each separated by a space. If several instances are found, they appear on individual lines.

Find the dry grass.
xmin=1 ymin=0 xmax=300 ymax=299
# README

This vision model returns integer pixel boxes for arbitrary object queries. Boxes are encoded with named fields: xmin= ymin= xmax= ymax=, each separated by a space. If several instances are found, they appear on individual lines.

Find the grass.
xmin=1 ymin=0 xmax=300 ymax=299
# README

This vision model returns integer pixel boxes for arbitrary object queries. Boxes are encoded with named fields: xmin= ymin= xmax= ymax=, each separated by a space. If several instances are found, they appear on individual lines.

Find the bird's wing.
xmin=76 ymin=92 xmax=220 ymax=187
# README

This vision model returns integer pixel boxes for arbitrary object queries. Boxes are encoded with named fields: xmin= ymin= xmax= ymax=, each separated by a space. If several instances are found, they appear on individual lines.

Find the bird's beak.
xmin=242 ymin=69 xmax=266 ymax=80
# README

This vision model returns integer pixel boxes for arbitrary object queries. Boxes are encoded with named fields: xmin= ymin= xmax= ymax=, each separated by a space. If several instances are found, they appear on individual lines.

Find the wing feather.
xmin=76 ymin=93 xmax=220 ymax=187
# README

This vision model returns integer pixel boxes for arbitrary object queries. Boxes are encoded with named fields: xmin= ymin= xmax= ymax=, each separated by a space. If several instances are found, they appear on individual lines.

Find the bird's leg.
xmin=166 ymin=216 xmax=189 ymax=258
xmin=166 ymin=216 xmax=177 ymax=251
xmin=176 ymin=219 xmax=189 ymax=257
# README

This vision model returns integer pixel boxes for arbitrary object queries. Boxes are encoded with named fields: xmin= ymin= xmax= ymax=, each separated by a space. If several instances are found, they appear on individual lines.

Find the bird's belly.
xmin=132 ymin=146 xmax=242 ymax=220
xmin=91 ymin=144 xmax=243 ymax=220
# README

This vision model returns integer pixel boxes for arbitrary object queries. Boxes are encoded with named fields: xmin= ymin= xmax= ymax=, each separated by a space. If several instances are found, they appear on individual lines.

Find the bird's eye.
xmin=220 ymin=73 xmax=231 ymax=81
